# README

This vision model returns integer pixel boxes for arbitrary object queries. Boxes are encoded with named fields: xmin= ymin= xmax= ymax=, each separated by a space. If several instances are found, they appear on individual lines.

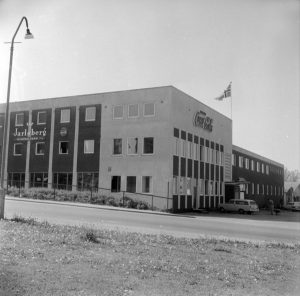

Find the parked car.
xmin=219 ymin=199 xmax=259 ymax=214
xmin=283 ymin=202 xmax=300 ymax=211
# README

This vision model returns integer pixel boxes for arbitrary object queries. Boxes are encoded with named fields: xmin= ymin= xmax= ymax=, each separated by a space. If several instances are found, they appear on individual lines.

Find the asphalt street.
xmin=4 ymin=197 xmax=300 ymax=243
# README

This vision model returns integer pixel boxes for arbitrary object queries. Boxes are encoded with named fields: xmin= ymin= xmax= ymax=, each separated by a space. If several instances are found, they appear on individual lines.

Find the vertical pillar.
xmin=24 ymin=111 xmax=32 ymax=189
xmin=48 ymin=108 xmax=55 ymax=189
xmin=72 ymin=106 xmax=79 ymax=191
xmin=2 ymin=112 xmax=11 ymax=188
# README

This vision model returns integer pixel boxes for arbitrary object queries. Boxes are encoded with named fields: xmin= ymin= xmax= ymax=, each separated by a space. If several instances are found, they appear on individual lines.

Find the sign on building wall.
xmin=13 ymin=122 xmax=47 ymax=141
xmin=193 ymin=111 xmax=213 ymax=132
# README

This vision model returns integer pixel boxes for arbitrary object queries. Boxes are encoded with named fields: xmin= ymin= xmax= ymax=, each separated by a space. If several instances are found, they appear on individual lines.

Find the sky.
xmin=0 ymin=0 xmax=299 ymax=170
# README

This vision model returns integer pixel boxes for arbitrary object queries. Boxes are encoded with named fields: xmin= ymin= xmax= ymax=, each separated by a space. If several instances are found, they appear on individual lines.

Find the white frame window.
xmin=239 ymin=156 xmax=243 ymax=168
xmin=257 ymin=162 xmax=260 ymax=172
xmin=37 ymin=111 xmax=47 ymax=125
xmin=60 ymin=109 xmax=70 ymax=123
xmin=173 ymin=138 xmax=179 ymax=156
xmin=113 ymin=105 xmax=123 ymax=119
xmin=232 ymin=154 xmax=236 ymax=166
xmin=15 ymin=113 xmax=24 ymax=126
xmin=261 ymin=163 xmax=265 ymax=174
xmin=142 ymin=176 xmax=153 ymax=194
xmin=126 ymin=176 xmax=136 ymax=193
xmin=84 ymin=139 xmax=95 ymax=154
xmin=143 ymin=103 xmax=155 ymax=117
xmin=113 ymin=138 xmax=122 ymax=155
xmin=85 ymin=107 xmax=96 ymax=122
xmin=35 ymin=142 xmax=45 ymax=155
xmin=127 ymin=137 xmax=138 ymax=155
xmin=257 ymin=184 xmax=260 ymax=195
xmin=245 ymin=158 xmax=249 ymax=169
xmin=143 ymin=137 xmax=154 ymax=154
xmin=128 ymin=104 xmax=139 ymax=118
xmin=266 ymin=165 xmax=269 ymax=175
xmin=13 ymin=143 xmax=23 ymax=156
xmin=251 ymin=160 xmax=255 ymax=171
xmin=59 ymin=141 xmax=69 ymax=154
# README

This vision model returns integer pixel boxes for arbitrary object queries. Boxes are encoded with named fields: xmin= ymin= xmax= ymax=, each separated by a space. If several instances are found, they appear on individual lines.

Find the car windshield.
xmin=250 ymin=201 xmax=257 ymax=205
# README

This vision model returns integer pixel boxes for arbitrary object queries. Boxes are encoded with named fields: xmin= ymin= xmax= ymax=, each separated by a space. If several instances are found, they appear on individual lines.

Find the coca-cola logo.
xmin=193 ymin=111 xmax=213 ymax=132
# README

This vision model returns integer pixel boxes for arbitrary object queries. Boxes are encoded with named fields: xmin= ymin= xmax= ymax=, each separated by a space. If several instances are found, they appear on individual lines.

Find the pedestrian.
xmin=268 ymin=199 xmax=274 ymax=215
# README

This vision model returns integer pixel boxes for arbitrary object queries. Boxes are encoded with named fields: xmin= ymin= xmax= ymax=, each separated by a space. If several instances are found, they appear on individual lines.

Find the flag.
xmin=215 ymin=82 xmax=232 ymax=101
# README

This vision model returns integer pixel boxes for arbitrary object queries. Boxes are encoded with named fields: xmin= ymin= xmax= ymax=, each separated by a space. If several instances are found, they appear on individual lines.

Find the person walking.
xmin=268 ymin=199 xmax=274 ymax=215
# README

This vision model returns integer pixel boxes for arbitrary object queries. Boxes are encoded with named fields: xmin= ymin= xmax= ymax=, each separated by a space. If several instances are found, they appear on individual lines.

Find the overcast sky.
xmin=0 ymin=0 xmax=299 ymax=170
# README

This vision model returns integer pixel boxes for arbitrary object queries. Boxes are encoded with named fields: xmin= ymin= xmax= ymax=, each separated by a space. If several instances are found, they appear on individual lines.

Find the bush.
xmin=6 ymin=187 xmax=152 ymax=211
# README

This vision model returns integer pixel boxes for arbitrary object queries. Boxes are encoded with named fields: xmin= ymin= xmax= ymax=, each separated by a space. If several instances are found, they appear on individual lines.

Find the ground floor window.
xmin=111 ymin=176 xmax=121 ymax=192
xmin=142 ymin=176 xmax=152 ymax=194
xmin=30 ymin=172 xmax=48 ymax=188
xmin=127 ymin=176 xmax=136 ymax=193
xmin=8 ymin=172 xmax=25 ymax=188
xmin=173 ymin=176 xmax=178 ymax=194
xmin=77 ymin=172 xmax=98 ymax=191
xmin=53 ymin=173 xmax=73 ymax=190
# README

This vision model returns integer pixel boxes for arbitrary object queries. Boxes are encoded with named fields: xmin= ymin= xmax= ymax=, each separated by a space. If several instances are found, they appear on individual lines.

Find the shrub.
xmin=11 ymin=215 xmax=37 ymax=225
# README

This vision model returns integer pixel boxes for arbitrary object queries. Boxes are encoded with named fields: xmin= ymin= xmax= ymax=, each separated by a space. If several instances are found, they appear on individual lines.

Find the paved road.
xmin=4 ymin=197 xmax=300 ymax=243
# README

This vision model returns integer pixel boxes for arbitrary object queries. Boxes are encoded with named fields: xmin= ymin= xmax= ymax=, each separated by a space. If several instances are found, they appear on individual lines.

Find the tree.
xmin=284 ymin=168 xmax=300 ymax=182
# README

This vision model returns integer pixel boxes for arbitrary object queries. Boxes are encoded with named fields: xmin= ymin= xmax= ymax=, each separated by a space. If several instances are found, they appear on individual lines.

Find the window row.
xmin=13 ymin=139 xmax=95 ymax=156
xmin=113 ymin=137 xmax=154 ymax=155
xmin=173 ymin=176 xmax=224 ymax=196
xmin=173 ymin=138 xmax=224 ymax=165
xmin=111 ymin=175 xmax=153 ymax=194
xmin=232 ymin=154 xmax=282 ymax=176
xmin=113 ymin=102 xmax=155 ymax=119
xmin=14 ymin=106 xmax=97 ymax=127
xmin=245 ymin=183 xmax=284 ymax=196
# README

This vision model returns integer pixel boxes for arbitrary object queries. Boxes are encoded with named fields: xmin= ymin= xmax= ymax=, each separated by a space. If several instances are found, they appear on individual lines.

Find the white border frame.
xmin=112 ymin=138 xmax=123 ymax=156
xmin=128 ymin=104 xmax=139 ymax=119
xmin=85 ymin=106 xmax=96 ymax=122
xmin=113 ymin=105 xmax=124 ymax=120
xmin=84 ymin=139 xmax=95 ymax=154
xmin=141 ymin=176 xmax=153 ymax=194
xmin=15 ymin=113 xmax=24 ymax=127
xmin=35 ymin=142 xmax=45 ymax=155
xmin=60 ymin=109 xmax=70 ymax=123
xmin=127 ymin=137 xmax=138 ymax=155
xmin=13 ymin=143 xmax=23 ymax=156
xmin=37 ymin=111 xmax=47 ymax=125
xmin=59 ymin=141 xmax=69 ymax=154
xmin=142 ymin=137 xmax=154 ymax=155
xmin=143 ymin=102 xmax=155 ymax=117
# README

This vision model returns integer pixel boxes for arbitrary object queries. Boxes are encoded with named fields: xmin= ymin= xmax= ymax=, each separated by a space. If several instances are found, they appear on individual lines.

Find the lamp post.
xmin=0 ymin=17 xmax=34 ymax=219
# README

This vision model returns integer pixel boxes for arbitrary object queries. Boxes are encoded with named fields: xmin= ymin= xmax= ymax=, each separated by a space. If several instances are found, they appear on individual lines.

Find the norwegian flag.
xmin=215 ymin=82 xmax=232 ymax=101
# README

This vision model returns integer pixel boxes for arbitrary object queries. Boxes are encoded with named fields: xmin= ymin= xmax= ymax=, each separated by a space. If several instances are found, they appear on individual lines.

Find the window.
xmin=261 ymin=163 xmax=265 ymax=174
xmin=173 ymin=138 xmax=179 ymax=156
xmin=35 ymin=142 xmax=45 ymax=155
xmin=257 ymin=162 xmax=260 ymax=172
xmin=127 ymin=137 xmax=138 ymax=155
xmin=205 ymin=147 xmax=210 ymax=162
xmin=200 ymin=146 xmax=204 ymax=161
xmin=257 ymin=184 xmax=260 ymax=195
xmin=245 ymin=158 xmax=249 ymax=169
xmin=127 ymin=176 xmax=136 ymax=193
xmin=252 ymin=183 xmax=254 ymax=195
xmin=14 ymin=143 xmax=23 ymax=156
xmin=266 ymin=165 xmax=269 ymax=175
xmin=113 ymin=105 xmax=123 ymax=119
xmin=113 ymin=139 xmax=122 ymax=155
xmin=37 ymin=111 xmax=46 ymax=124
xmin=267 ymin=185 xmax=269 ymax=196
xmin=181 ymin=140 xmax=186 ymax=157
xmin=128 ymin=104 xmax=139 ymax=118
xmin=194 ymin=143 xmax=198 ymax=160
xmin=239 ymin=156 xmax=243 ymax=168
xmin=85 ymin=107 xmax=96 ymax=121
xmin=251 ymin=160 xmax=255 ymax=171
xmin=30 ymin=172 xmax=48 ymax=188
xmin=216 ymin=150 xmax=219 ymax=164
xmin=220 ymin=152 xmax=224 ymax=165
xmin=60 ymin=109 xmax=70 ymax=123
xmin=232 ymin=154 xmax=236 ymax=166
xmin=15 ymin=113 xmax=24 ymax=126
xmin=143 ymin=137 xmax=154 ymax=154
xmin=262 ymin=184 xmax=264 ymax=195
xmin=111 ymin=176 xmax=121 ymax=192
xmin=173 ymin=176 xmax=178 ymax=194
xmin=144 ymin=103 xmax=155 ymax=117
xmin=211 ymin=148 xmax=214 ymax=163
xmin=187 ymin=142 xmax=192 ymax=158
xmin=245 ymin=184 xmax=249 ymax=194
xmin=142 ymin=176 xmax=152 ymax=193
xmin=77 ymin=172 xmax=99 ymax=191
xmin=53 ymin=172 xmax=72 ymax=190
xmin=59 ymin=141 xmax=69 ymax=154
xmin=84 ymin=140 xmax=94 ymax=154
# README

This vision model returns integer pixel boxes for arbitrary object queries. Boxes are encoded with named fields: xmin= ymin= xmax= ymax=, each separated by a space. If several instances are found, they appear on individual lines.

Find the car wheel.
xmin=238 ymin=209 xmax=244 ymax=214
xmin=220 ymin=207 xmax=225 ymax=213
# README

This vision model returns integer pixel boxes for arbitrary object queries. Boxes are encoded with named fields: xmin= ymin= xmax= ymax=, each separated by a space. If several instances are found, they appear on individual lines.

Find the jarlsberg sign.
xmin=193 ymin=110 xmax=213 ymax=132
xmin=13 ymin=122 xmax=47 ymax=141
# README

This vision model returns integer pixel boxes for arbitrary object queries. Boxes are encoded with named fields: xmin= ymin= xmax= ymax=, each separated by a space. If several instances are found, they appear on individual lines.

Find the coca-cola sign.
xmin=193 ymin=111 xmax=213 ymax=132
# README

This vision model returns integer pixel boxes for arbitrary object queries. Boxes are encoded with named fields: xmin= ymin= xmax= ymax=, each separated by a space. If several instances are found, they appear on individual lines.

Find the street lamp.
xmin=0 ymin=17 xmax=34 ymax=219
